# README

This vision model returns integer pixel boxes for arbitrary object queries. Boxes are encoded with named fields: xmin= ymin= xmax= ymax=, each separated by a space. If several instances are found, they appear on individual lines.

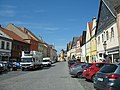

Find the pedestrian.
xmin=76 ymin=58 xmax=81 ymax=64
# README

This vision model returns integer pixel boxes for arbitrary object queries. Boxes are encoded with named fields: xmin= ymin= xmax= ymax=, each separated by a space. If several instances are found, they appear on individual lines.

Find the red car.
xmin=82 ymin=62 xmax=108 ymax=82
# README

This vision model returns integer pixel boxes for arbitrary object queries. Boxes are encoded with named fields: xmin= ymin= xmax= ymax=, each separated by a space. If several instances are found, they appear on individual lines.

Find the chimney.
xmin=92 ymin=17 xmax=96 ymax=21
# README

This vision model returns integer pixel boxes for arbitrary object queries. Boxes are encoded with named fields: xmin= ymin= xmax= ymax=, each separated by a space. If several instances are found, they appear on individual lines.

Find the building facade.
xmin=0 ymin=27 xmax=12 ymax=61
xmin=96 ymin=0 xmax=120 ymax=62
xmin=6 ymin=24 xmax=38 ymax=51
xmin=81 ymin=31 xmax=86 ymax=62
xmin=1 ymin=27 xmax=30 ymax=61
xmin=91 ymin=18 xmax=97 ymax=62
xmin=76 ymin=36 xmax=82 ymax=59
xmin=86 ymin=22 xmax=93 ymax=63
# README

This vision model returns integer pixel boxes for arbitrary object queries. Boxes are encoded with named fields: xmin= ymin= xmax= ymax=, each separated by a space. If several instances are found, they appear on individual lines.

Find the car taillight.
xmin=107 ymin=87 xmax=110 ymax=90
xmin=107 ymin=74 xmax=120 ymax=80
xmin=73 ymin=64 xmax=77 ymax=66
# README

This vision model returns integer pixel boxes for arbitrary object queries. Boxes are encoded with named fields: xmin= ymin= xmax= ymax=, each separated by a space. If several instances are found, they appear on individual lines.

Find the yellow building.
xmin=86 ymin=22 xmax=93 ymax=63
xmin=91 ymin=18 xmax=97 ymax=62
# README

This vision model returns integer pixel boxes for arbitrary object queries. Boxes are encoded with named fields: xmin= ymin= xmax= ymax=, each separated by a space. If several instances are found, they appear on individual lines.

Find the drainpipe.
xmin=115 ymin=5 xmax=120 ymax=59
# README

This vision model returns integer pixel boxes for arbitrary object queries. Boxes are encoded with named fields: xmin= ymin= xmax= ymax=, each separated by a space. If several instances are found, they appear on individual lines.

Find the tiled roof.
xmin=17 ymin=27 xmax=38 ymax=42
xmin=88 ymin=22 xmax=93 ymax=35
xmin=80 ymin=36 xmax=82 ymax=43
xmin=72 ymin=37 xmax=79 ymax=47
xmin=103 ymin=0 xmax=120 ymax=17
xmin=0 ymin=27 xmax=29 ymax=44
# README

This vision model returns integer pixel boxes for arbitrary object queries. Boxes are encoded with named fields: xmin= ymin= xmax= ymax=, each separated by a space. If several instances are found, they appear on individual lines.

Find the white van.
xmin=42 ymin=57 xmax=51 ymax=67
xmin=20 ymin=51 xmax=43 ymax=70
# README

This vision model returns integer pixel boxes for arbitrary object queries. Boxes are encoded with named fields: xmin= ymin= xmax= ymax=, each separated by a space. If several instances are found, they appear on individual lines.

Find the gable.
xmin=0 ymin=29 xmax=12 ymax=39
xmin=72 ymin=37 xmax=79 ymax=48
xmin=96 ymin=1 xmax=116 ymax=35
xmin=91 ymin=18 xmax=97 ymax=37
xmin=86 ymin=22 xmax=92 ymax=42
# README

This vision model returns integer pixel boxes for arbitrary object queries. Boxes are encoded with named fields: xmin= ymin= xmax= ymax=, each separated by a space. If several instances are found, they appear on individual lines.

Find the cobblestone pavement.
xmin=0 ymin=62 xmax=95 ymax=90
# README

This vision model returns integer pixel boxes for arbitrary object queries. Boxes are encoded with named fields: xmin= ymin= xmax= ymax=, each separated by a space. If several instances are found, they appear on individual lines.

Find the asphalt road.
xmin=0 ymin=62 xmax=95 ymax=90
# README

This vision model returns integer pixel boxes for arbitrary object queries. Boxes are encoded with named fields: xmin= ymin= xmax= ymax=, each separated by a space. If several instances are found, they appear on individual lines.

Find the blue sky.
xmin=0 ymin=0 xmax=100 ymax=53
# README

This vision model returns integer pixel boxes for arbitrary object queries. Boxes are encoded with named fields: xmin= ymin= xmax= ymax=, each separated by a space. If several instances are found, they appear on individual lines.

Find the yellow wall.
xmin=91 ymin=37 xmax=97 ymax=62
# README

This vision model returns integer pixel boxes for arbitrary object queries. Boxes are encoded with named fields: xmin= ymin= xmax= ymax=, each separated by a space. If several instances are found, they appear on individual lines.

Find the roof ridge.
xmin=0 ymin=27 xmax=29 ymax=44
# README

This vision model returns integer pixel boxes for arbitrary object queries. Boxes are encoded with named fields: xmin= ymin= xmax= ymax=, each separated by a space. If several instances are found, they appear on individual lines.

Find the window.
xmin=102 ymin=34 xmax=104 ymax=42
xmin=96 ymin=64 xmax=105 ymax=68
xmin=106 ymin=31 xmax=109 ymax=40
xmin=6 ymin=42 xmax=10 ymax=50
xmin=100 ymin=64 xmax=117 ymax=73
xmin=0 ymin=33 xmax=3 ymax=36
xmin=17 ymin=45 xmax=20 ymax=50
xmin=1 ymin=41 xmax=5 ymax=49
xmin=98 ymin=36 xmax=100 ymax=44
xmin=111 ymin=27 xmax=114 ymax=38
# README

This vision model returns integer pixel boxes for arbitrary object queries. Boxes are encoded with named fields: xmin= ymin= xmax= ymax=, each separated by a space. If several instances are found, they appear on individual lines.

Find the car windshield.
xmin=21 ymin=58 xmax=32 ymax=62
xmin=85 ymin=63 xmax=93 ymax=68
xmin=43 ymin=60 xmax=50 ymax=62
xmin=99 ymin=64 xmax=118 ymax=73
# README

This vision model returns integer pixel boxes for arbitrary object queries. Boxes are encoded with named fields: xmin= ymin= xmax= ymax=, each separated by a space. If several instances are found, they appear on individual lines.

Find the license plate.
xmin=97 ymin=78 xmax=103 ymax=81
xmin=24 ymin=66 xmax=28 ymax=68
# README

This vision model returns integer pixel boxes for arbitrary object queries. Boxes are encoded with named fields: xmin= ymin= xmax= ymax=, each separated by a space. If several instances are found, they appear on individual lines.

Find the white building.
xmin=0 ymin=27 xmax=12 ymax=61
xmin=96 ymin=0 xmax=120 ymax=62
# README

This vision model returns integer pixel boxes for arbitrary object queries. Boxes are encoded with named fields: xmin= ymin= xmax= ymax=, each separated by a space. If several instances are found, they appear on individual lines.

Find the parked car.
xmin=0 ymin=61 xmax=4 ymax=73
xmin=0 ymin=61 xmax=9 ymax=72
xmin=8 ymin=62 xmax=21 ymax=71
xmin=94 ymin=63 xmax=120 ymax=90
xmin=69 ymin=63 xmax=86 ymax=78
xmin=42 ymin=58 xmax=51 ymax=67
xmin=68 ymin=59 xmax=76 ymax=68
xmin=82 ymin=62 xmax=107 ymax=82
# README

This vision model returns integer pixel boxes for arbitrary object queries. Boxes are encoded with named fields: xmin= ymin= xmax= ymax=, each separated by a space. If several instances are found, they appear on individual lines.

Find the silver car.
xmin=69 ymin=63 xmax=86 ymax=78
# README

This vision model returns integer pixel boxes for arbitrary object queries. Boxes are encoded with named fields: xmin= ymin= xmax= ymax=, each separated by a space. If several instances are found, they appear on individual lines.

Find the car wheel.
xmin=77 ymin=72 xmax=82 ymax=78
xmin=22 ymin=68 xmax=24 ymax=71
xmin=91 ymin=75 xmax=95 ymax=82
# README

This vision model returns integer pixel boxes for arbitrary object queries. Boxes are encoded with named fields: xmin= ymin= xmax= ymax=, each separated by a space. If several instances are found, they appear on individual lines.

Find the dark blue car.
xmin=94 ymin=63 xmax=120 ymax=90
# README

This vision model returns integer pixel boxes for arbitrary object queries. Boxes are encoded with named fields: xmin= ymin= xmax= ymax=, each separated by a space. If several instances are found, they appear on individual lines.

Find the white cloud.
xmin=0 ymin=10 xmax=16 ymax=17
xmin=0 ymin=5 xmax=16 ymax=9
xmin=0 ymin=5 xmax=16 ymax=17
xmin=35 ymin=9 xmax=45 ymax=13
xmin=44 ymin=27 xmax=59 ymax=31
xmin=1 ymin=21 xmax=30 ymax=25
